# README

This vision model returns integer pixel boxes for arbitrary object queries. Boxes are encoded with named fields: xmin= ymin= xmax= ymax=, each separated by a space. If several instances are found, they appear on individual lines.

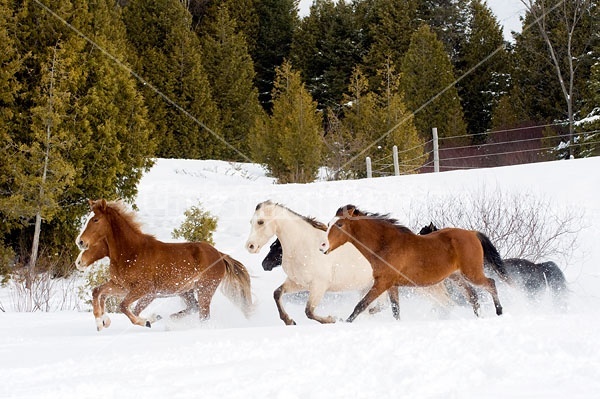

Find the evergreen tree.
xmin=291 ymin=0 xmax=366 ymax=111
xmin=341 ymin=64 xmax=423 ymax=177
xmin=200 ymin=5 xmax=262 ymax=160
xmin=416 ymin=0 xmax=470 ymax=64
xmin=249 ymin=61 xmax=323 ymax=183
xmin=4 ymin=0 xmax=154 ymax=272
xmin=457 ymin=0 xmax=510 ymax=140
xmin=399 ymin=24 xmax=467 ymax=141
xmin=252 ymin=0 xmax=298 ymax=111
xmin=362 ymin=0 xmax=419 ymax=80
xmin=123 ymin=0 xmax=222 ymax=159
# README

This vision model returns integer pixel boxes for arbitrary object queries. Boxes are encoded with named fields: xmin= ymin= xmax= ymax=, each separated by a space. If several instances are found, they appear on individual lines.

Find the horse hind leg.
xmin=170 ymin=290 xmax=199 ymax=319
xmin=196 ymin=277 xmax=221 ymax=321
xmin=448 ymin=274 xmax=481 ymax=317
xmin=458 ymin=273 xmax=503 ymax=316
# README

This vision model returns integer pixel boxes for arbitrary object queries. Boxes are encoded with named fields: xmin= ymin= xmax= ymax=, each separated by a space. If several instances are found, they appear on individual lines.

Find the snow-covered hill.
xmin=2 ymin=157 xmax=599 ymax=398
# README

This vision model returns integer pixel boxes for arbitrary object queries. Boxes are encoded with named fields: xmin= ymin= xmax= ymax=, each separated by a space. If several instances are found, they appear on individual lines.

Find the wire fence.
xmin=369 ymin=123 xmax=600 ymax=177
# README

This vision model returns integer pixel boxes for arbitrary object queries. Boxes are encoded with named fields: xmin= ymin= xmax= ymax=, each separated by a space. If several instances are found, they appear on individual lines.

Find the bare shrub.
xmin=405 ymin=187 xmax=584 ymax=265
xmin=8 ymin=268 xmax=81 ymax=312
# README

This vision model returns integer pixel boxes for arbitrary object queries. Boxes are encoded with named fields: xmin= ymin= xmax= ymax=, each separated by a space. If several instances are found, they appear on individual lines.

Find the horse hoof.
xmin=145 ymin=320 xmax=152 ymax=328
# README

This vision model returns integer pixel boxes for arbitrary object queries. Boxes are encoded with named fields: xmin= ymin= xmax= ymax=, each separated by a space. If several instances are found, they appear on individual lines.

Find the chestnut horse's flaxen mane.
xmin=102 ymin=200 xmax=149 ymax=237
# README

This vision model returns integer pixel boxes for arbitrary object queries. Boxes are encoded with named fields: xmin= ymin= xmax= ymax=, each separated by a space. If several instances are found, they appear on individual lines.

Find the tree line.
xmin=0 ymin=0 xmax=598 ymax=276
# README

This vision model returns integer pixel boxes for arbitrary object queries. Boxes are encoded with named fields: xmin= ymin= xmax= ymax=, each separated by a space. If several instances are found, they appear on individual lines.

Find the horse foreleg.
xmin=91 ymin=280 xmax=126 ymax=331
xmin=305 ymin=284 xmax=336 ymax=324
xmin=347 ymin=278 xmax=392 ymax=323
xmin=387 ymin=286 xmax=400 ymax=320
xmin=274 ymin=278 xmax=304 ymax=326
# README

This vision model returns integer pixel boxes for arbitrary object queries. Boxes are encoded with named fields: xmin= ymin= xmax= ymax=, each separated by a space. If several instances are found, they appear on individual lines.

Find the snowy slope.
xmin=1 ymin=157 xmax=599 ymax=398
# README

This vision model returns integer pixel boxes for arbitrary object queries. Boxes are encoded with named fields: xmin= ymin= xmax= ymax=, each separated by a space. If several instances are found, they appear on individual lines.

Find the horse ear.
xmin=87 ymin=199 xmax=94 ymax=210
xmin=99 ymin=199 xmax=107 ymax=211
xmin=346 ymin=205 xmax=357 ymax=217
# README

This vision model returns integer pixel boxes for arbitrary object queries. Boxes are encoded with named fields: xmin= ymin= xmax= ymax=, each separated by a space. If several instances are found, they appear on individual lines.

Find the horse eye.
xmin=336 ymin=221 xmax=343 ymax=228
xmin=93 ymin=218 xmax=99 ymax=223
xmin=257 ymin=220 xmax=264 ymax=226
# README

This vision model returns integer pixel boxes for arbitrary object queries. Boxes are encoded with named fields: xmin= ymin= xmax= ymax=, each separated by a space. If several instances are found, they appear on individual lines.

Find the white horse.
xmin=246 ymin=200 xmax=382 ymax=325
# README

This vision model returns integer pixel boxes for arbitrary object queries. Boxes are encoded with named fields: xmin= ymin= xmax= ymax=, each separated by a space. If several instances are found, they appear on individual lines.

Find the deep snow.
xmin=1 ymin=157 xmax=599 ymax=398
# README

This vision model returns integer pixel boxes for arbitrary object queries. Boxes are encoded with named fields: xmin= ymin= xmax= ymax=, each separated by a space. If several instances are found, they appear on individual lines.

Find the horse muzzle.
xmin=320 ymin=241 xmax=330 ymax=255
xmin=246 ymin=242 xmax=261 ymax=254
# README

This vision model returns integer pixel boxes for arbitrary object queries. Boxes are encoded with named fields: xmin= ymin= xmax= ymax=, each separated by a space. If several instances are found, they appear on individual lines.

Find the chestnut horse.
xmin=321 ymin=205 xmax=505 ymax=322
xmin=76 ymin=199 xmax=253 ymax=331
xmin=75 ymin=237 xmax=199 ymax=319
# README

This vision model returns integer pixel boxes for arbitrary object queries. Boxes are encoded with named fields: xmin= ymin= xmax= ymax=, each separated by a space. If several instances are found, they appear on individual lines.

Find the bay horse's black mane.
xmin=257 ymin=200 xmax=327 ymax=232
xmin=336 ymin=204 xmax=413 ymax=234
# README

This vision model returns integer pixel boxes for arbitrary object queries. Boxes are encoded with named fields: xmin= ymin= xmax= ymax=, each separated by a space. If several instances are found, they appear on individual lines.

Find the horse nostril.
xmin=248 ymin=243 xmax=255 ymax=250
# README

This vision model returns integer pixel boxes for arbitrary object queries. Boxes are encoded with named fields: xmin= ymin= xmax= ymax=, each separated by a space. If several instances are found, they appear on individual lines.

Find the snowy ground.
xmin=1 ymin=157 xmax=600 ymax=398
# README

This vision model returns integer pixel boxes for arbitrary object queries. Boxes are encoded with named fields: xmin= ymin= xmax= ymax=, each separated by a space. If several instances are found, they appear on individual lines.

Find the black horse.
xmin=419 ymin=223 xmax=568 ymax=305
xmin=262 ymin=239 xmax=283 ymax=271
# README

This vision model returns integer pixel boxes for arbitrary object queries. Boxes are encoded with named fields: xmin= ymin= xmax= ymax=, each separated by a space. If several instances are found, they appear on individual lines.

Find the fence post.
xmin=392 ymin=145 xmax=399 ymax=176
xmin=366 ymin=156 xmax=372 ymax=178
xmin=432 ymin=127 xmax=440 ymax=173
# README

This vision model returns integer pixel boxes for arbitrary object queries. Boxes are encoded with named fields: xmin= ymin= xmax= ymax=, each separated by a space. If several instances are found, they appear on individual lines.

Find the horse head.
xmin=246 ymin=200 xmax=279 ymax=254
xmin=75 ymin=239 xmax=109 ymax=271
xmin=321 ymin=204 xmax=358 ymax=254
xmin=419 ymin=222 xmax=438 ymax=235
xmin=76 ymin=199 xmax=111 ymax=253
xmin=262 ymin=239 xmax=283 ymax=271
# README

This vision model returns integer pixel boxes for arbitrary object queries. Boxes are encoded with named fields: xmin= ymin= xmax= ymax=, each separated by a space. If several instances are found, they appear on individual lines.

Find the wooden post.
xmin=432 ymin=127 xmax=440 ymax=173
xmin=366 ymin=157 xmax=372 ymax=178
xmin=393 ymin=145 xmax=399 ymax=176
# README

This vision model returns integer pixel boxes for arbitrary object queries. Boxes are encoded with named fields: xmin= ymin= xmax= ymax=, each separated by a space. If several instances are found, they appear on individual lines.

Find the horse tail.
xmin=476 ymin=232 xmax=508 ymax=280
xmin=539 ymin=261 xmax=568 ymax=299
xmin=220 ymin=253 xmax=254 ymax=318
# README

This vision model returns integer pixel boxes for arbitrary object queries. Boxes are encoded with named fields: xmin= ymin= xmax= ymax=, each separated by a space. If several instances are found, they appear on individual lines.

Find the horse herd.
xmin=75 ymin=199 xmax=567 ymax=331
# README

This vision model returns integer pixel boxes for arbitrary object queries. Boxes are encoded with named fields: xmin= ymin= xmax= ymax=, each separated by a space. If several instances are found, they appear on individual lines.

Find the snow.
xmin=2 ymin=157 xmax=600 ymax=398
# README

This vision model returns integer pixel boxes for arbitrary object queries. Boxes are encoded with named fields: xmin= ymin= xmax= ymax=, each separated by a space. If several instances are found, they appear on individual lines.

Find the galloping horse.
xmin=420 ymin=223 xmax=568 ymax=305
xmin=75 ymin=237 xmax=199 ymax=319
xmin=321 ymin=205 xmax=505 ymax=322
xmin=76 ymin=199 xmax=253 ymax=331
xmin=245 ymin=200 xmax=385 ymax=325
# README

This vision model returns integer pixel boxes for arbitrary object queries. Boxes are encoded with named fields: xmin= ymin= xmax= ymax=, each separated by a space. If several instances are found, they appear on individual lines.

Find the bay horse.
xmin=420 ymin=223 xmax=568 ymax=305
xmin=75 ymin=237 xmax=199 ymax=319
xmin=321 ymin=205 xmax=505 ymax=322
xmin=76 ymin=199 xmax=253 ymax=331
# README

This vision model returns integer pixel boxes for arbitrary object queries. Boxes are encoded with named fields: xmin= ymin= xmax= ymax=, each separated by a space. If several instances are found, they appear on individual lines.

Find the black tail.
xmin=539 ymin=261 xmax=568 ymax=298
xmin=476 ymin=232 xmax=507 ymax=279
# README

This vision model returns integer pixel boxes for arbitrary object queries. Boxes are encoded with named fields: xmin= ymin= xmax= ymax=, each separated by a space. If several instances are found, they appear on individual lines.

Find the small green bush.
xmin=172 ymin=203 xmax=218 ymax=244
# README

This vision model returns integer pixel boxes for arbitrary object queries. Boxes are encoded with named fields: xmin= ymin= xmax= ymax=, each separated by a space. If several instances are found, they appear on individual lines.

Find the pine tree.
xmin=291 ymin=0 xmax=366 ymax=111
xmin=5 ymin=0 xmax=154 ymax=273
xmin=123 ymin=0 xmax=222 ymax=159
xmin=399 ymin=24 xmax=467 ymax=141
xmin=362 ymin=0 xmax=419 ymax=80
xmin=340 ymin=64 xmax=423 ymax=177
xmin=200 ymin=5 xmax=262 ymax=160
xmin=457 ymin=0 xmax=510 ymax=140
xmin=252 ymin=0 xmax=298 ymax=111
xmin=249 ymin=61 xmax=323 ymax=183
